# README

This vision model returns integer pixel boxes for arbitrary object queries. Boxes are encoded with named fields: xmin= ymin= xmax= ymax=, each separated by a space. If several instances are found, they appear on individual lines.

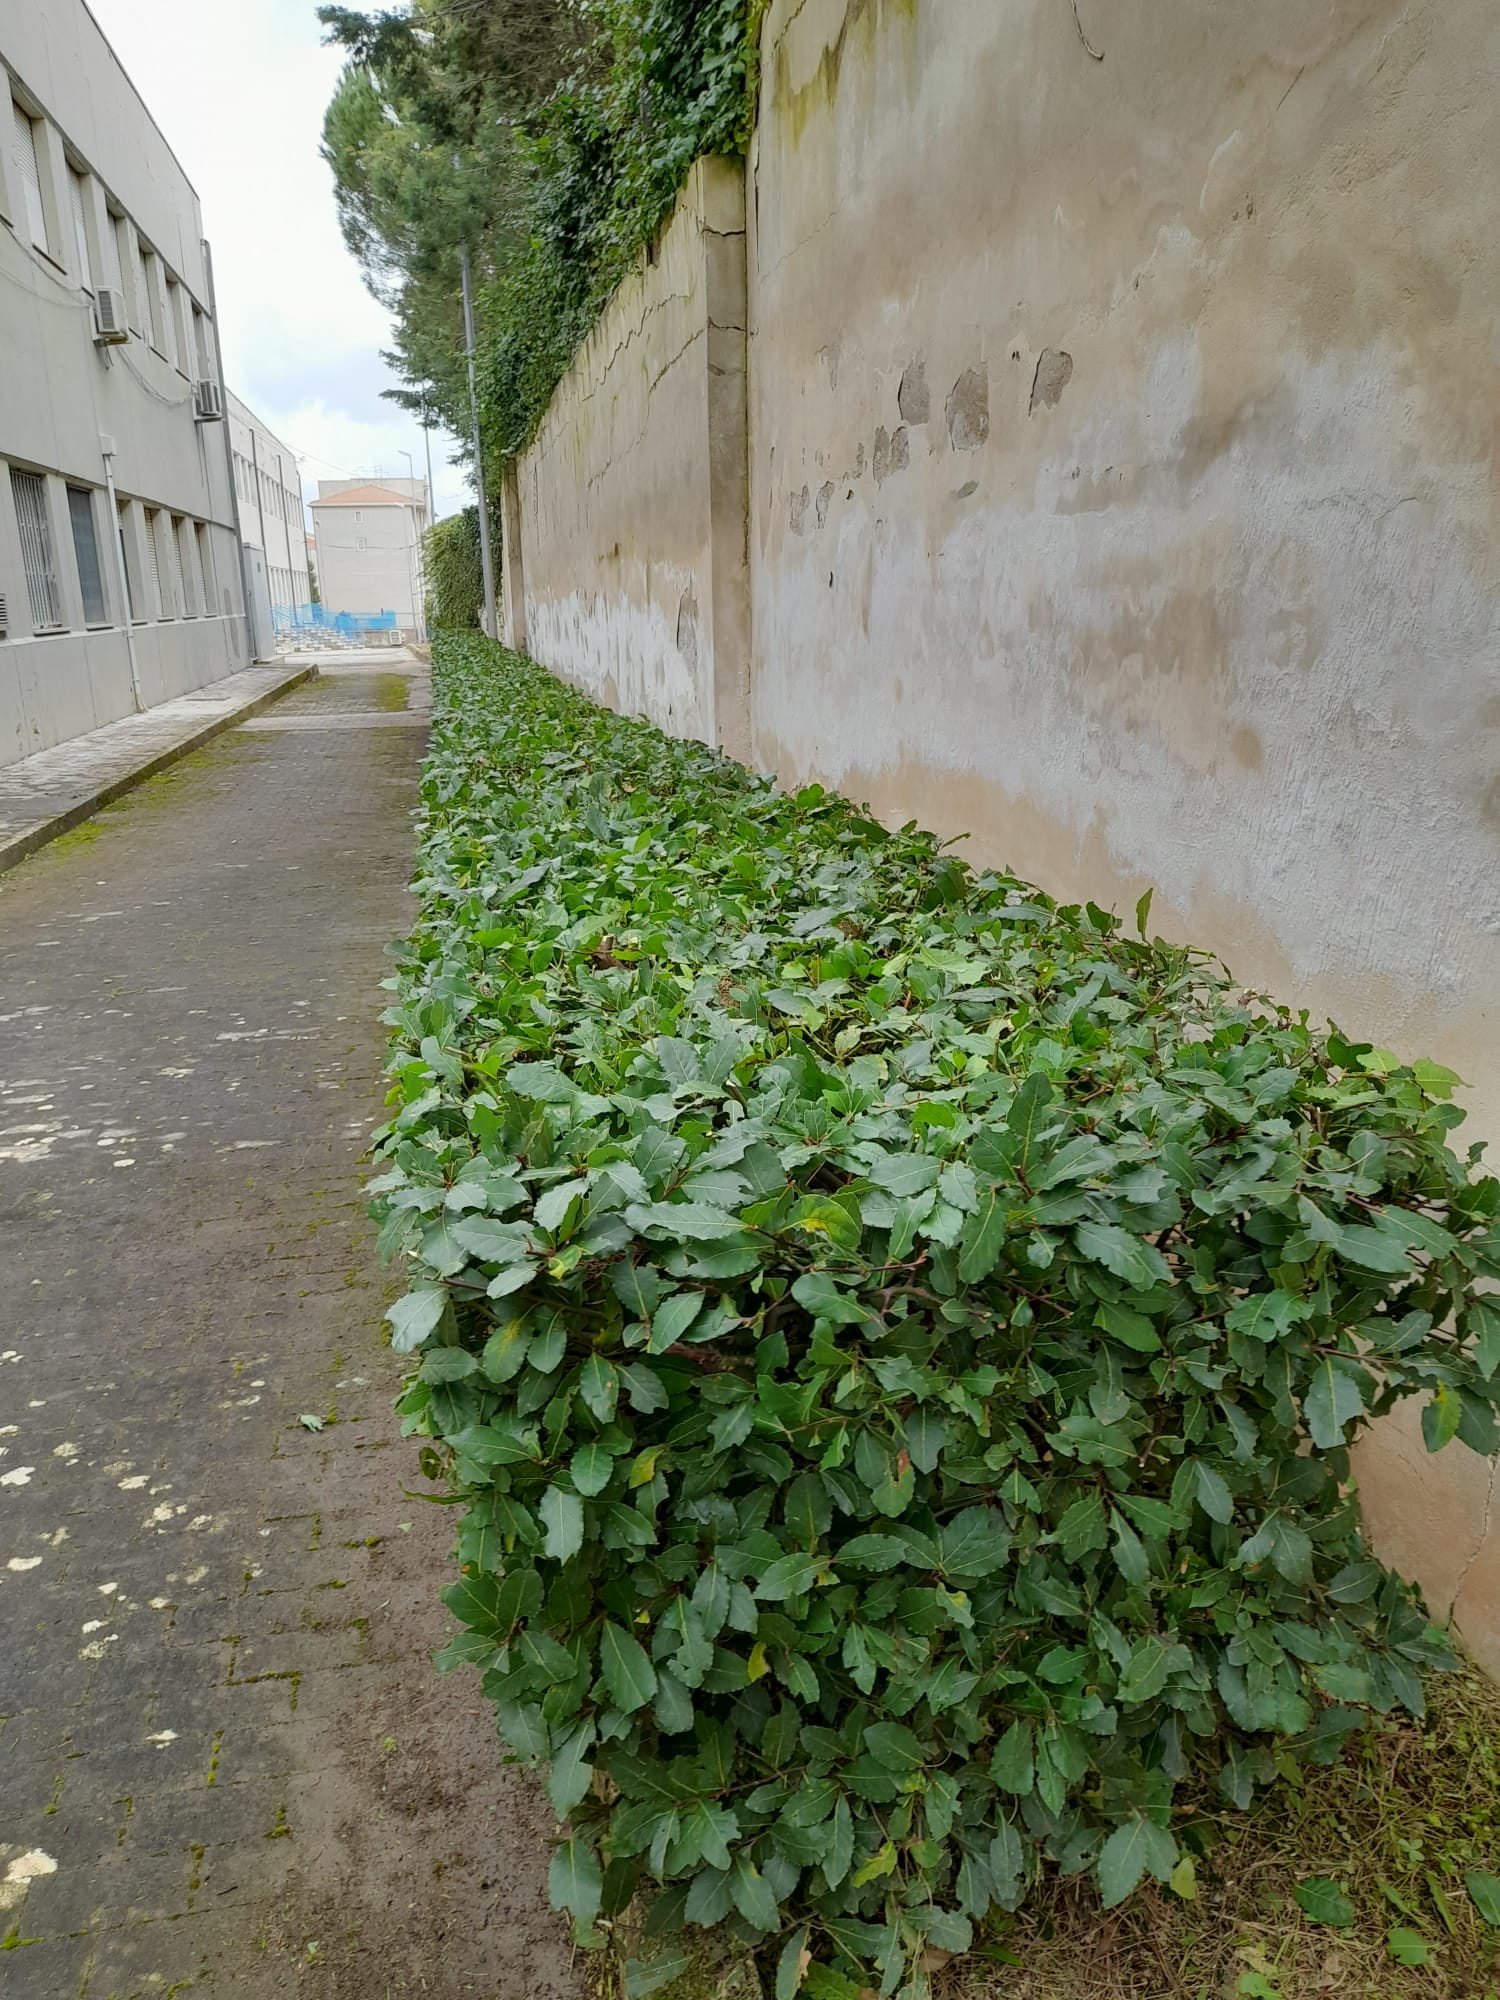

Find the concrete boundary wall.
xmin=506 ymin=0 xmax=1500 ymax=1669
xmin=516 ymin=157 xmax=749 ymax=758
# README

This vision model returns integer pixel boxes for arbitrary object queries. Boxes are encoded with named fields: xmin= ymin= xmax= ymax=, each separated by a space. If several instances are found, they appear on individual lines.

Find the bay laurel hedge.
xmin=373 ymin=634 xmax=1500 ymax=1998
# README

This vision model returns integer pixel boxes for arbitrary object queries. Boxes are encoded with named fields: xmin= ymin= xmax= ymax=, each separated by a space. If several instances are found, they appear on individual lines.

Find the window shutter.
xmin=144 ymin=509 xmax=164 ymax=617
xmin=68 ymin=169 xmax=92 ymax=288
xmin=11 ymin=103 xmax=48 ymax=252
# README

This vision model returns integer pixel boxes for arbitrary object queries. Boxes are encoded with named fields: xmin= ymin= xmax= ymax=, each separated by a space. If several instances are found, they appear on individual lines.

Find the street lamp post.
xmin=400 ymin=447 xmax=426 ymax=643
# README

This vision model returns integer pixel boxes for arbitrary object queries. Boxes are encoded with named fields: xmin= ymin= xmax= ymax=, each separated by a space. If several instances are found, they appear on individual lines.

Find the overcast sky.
xmin=85 ymin=0 xmax=471 ymax=520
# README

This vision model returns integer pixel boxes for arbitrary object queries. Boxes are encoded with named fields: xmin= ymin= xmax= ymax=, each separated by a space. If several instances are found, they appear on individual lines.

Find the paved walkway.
xmin=0 ymin=657 xmax=579 ymax=1999
xmin=0 ymin=664 xmax=313 ymax=876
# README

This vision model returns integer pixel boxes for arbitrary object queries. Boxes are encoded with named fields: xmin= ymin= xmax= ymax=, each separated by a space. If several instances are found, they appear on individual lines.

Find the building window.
xmin=194 ymin=523 xmax=214 ymax=610
xmin=127 ymin=227 xmax=147 ymax=336
xmin=356 ymin=537 xmax=367 ymax=552
xmin=163 ymin=513 xmax=187 ymax=616
xmin=116 ymin=501 xmax=138 ymax=621
xmin=67 ymin=487 xmax=107 ymax=624
xmin=192 ymin=305 xmax=210 ymax=378
xmin=141 ymin=246 xmax=166 ymax=354
xmin=173 ymin=517 xmax=196 ymax=615
xmin=353 ymin=510 xmax=362 ymax=524
xmin=68 ymin=168 xmax=93 ymax=290
xmin=11 ymin=470 xmax=64 ymax=630
xmin=11 ymin=102 xmax=49 ymax=254
xmin=165 ymin=278 xmax=189 ymax=374
xmin=102 ymin=205 xmax=124 ymax=292
xmin=143 ymin=507 xmax=167 ymax=618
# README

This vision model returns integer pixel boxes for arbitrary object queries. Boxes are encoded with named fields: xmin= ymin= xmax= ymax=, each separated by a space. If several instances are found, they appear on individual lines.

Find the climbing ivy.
xmin=480 ymin=0 xmax=762 ymax=459
xmin=373 ymin=635 xmax=1500 ymax=1997
xmin=424 ymin=507 xmax=486 ymax=632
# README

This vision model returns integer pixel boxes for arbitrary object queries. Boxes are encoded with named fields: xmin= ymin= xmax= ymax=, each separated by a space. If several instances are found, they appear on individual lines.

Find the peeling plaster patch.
xmin=675 ymin=587 xmax=700 ymax=677
xmin=946 ymin=369 xmax=990 ymax=449
xmin=873 ymin=427 xmax=910 ymax=486
xmin=82 ymin=1618 xmax=107 ymax=1634
xmin=7 ymin=1556 xmax=42 ymax=1571
xmin=118 ymin=1475 xmax=147 ymax=1489
xmin=150 ymin=1595 xmax=171 ymax=1609
xmin=147 ymin=1730 xmax=178 ymax=1748
xmin=53 ymin=1442 xmax=79 ymax=1459
xmin=789 ymin=483 xmax=811 ymax=535
xmin=99 ymin=1580 xmax=119 ymax=1594
xmin=814 ymin=481 xmax=835 ymax=529
xmin=81 ymin=1634 xmax=118 ymax=1660
xmin=898 ymin=356 xmax=930 ymax=425
xmin=184 ymin=1566 xmax=208 ymax=1584
xmin=1 ymin=1467 xmax=35 ymax=1487
xmin=1029 ymin=347 xmax=1074 ymax=412
xmin=149 ymin=1504 xmax=174 ymax=1523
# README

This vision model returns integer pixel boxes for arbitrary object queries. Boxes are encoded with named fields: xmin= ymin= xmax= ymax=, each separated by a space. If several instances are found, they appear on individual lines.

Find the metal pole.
xmin=422 ymin=403 xmax=435 ymax=521
xmin=460 ymin=242 xmax=498 ymax=642
xmin=400 ymin=448 xmax=425 ymax=642
xmin=100 ymin=443 xmax=145 ymax=712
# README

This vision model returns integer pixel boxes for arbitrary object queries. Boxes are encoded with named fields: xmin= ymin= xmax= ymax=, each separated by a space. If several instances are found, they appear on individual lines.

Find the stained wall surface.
xmin=517 ymin=157 xmax=750 ymax=757
xmin=506 ymin=0 xmax=1500 ymax=1667
xmin=745 ymin=0 xmax=1500 ymax=1666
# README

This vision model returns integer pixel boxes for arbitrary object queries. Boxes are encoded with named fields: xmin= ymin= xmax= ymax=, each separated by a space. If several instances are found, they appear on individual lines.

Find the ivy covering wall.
xmin=320 ymin=0 xmax=760 ymax=477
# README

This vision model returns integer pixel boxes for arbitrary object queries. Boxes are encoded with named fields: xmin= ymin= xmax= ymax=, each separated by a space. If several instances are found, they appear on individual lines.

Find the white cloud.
xmin=83 ymin=0 xmax=471 ymax=518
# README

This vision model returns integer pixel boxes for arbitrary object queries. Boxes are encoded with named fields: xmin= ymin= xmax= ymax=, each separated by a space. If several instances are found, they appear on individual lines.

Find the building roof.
xmin=309 ymin=483 xmax=415 ymax=510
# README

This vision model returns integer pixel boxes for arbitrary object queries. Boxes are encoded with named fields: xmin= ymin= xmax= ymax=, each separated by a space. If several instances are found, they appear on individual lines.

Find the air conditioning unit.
xmin=92 ymin=286 xmax=129 ymax=344
xmin=193 ymin=379 xmax=224 ymax=422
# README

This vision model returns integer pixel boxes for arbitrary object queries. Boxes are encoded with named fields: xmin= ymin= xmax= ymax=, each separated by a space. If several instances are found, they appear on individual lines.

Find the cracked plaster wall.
xmin=517 ymin=157 xmax=749 ymax=755
xmin=744 ymin=0 xmax=1500 ymax=1667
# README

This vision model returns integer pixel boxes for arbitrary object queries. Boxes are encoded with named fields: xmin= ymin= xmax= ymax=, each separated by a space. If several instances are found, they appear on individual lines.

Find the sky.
xmin=85 ymin=0 xmax=471 ymax=521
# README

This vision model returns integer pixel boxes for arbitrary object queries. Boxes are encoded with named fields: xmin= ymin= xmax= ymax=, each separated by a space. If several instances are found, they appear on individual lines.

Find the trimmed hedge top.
xmin=374 ymin=635 xmax=1500 ymax=1999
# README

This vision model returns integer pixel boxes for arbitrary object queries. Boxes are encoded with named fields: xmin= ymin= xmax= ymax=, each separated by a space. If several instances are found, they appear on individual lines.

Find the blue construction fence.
xmin=272 ymin=603 xmax=399 ymax=640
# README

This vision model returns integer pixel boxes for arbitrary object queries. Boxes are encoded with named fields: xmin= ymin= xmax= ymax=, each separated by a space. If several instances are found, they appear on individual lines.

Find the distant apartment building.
xmin=0 ymin=0 xmax=250 ymax=768
xmin=310 ymin=478 xmax=429 ymax=637
xmin=227 ymin=393 xmax=309 ymax=619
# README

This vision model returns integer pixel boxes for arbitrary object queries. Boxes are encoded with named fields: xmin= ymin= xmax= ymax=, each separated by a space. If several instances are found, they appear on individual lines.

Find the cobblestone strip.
xmin=0 ymin=658 xmax=579 ymax=1999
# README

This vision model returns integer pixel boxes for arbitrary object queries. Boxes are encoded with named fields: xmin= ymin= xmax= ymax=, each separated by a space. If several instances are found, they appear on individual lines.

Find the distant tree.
xmin=318 ymin=0 xmax=580 ymax=448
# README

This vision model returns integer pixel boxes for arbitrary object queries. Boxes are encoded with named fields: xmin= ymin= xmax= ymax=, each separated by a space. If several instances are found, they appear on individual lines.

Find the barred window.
xmin=11 ymin=470 xmax=63 ymax=630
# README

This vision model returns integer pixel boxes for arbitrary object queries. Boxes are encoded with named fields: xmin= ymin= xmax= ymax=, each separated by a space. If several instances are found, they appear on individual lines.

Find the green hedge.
xmin=373 ymin=635 xmax=1500 ymax=1998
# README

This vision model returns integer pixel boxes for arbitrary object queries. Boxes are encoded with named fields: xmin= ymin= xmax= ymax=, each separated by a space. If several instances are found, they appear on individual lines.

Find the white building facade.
xmin=227 ymin=392 xmax=309 ymax=620
xmin=310 ymin=478 xmax=429 ymax=638
xmin=0 ymin=0 xmax=251 ymax=769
